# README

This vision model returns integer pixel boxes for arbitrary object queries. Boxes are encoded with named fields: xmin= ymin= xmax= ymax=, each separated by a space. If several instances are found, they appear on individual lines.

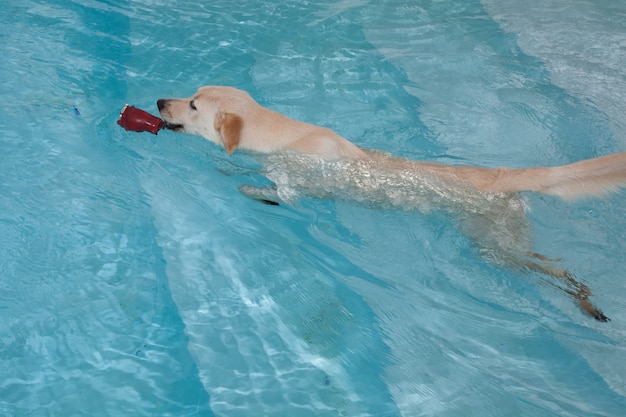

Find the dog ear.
xmin=214 ymin=112 xmax=243 ymax=155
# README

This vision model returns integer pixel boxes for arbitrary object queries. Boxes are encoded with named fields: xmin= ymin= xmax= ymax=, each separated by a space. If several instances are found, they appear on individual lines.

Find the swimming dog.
xmin=158 ymin=85 xmax=626 ymax=322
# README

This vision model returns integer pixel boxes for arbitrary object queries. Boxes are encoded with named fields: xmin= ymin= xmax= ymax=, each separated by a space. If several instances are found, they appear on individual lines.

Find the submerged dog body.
xmin=158 ymin=86 xmax=626 ymax=321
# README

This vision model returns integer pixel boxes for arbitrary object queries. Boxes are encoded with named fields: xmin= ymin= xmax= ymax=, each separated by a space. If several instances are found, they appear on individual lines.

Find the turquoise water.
xmin=2 ymin=0 xmax=626 ymax=416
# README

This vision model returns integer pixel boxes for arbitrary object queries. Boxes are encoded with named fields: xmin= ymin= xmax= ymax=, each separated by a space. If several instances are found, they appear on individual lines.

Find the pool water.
xmin=2 ymin=0 xmax=626 ymax=416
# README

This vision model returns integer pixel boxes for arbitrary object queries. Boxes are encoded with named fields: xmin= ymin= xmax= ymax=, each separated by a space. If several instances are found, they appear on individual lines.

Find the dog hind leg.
xmin=525 ymin=259 xmax=609 ymax=322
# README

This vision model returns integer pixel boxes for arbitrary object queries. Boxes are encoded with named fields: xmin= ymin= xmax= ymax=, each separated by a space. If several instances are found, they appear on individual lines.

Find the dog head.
xmin=157 ymin=86 xmax=246 ymax=154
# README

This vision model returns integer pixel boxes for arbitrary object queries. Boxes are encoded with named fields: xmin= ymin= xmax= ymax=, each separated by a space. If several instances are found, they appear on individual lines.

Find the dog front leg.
xmin=239 ymin=184 xmax=281 ymax=206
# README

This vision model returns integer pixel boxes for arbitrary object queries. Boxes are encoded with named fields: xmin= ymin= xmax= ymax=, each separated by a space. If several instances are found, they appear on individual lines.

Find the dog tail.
xmin=475 ymin=152 xmax=626 ymax=200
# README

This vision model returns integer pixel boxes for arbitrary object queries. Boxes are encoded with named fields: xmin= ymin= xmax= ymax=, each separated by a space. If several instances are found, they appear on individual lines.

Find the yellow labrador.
xmin=158 ymin=85 xmax=626 ymax=321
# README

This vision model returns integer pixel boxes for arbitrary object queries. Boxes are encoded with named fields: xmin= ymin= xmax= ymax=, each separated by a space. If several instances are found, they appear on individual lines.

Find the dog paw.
xmin=578 ymin=298 xmax=610 ymax=322
xmin=591 ymin=309 xmax=610 ymax=322
xmin=239 ymin=184 xmax=280 ymax=206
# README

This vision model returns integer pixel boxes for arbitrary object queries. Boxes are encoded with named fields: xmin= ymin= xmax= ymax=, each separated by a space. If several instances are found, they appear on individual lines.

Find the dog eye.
xmin=189 ymin=100 xmax=197 ymax=111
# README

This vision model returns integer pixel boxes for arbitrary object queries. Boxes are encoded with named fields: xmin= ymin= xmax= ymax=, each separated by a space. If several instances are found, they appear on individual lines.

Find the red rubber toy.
xmin=117 ymin=104 xmax=165 ymax=134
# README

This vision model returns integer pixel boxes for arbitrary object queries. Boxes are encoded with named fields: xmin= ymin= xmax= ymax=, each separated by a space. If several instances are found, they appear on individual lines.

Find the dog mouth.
xmin=161 ymin=121 xmax=184 ymax=131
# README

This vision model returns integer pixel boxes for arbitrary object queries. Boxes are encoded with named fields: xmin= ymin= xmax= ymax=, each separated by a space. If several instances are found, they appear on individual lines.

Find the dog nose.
xmin=157 ymin=99 xmax=167 ymax=111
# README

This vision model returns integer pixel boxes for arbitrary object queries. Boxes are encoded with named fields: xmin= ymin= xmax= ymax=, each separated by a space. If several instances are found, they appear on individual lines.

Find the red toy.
xmin=117 ymin=104 xmax=165 ymax=134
